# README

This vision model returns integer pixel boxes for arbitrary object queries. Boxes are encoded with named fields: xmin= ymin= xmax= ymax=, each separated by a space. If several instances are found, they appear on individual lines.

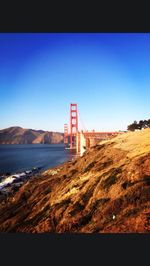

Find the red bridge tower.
xmin=64 ymin=123 xmax=68 ymax=145
xmin=70 ymin=103 xmax=78 ymax=149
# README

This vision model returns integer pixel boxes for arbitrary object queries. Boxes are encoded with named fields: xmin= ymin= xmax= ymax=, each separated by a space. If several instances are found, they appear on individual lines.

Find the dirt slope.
xmin=0 ymin=129 xmax=150 ymax=233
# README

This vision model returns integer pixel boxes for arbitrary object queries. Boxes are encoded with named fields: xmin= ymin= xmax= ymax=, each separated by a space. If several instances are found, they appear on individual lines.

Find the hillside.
xmin=0 ymin=127 xmax=64 ymax=144
xmin=0 ymin=128 xmax=150 ymax=233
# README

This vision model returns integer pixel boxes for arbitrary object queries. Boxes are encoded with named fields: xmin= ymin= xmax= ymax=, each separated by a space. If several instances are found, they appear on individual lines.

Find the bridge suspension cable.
xmin=78 ymin=110 xmax=87 ymax=132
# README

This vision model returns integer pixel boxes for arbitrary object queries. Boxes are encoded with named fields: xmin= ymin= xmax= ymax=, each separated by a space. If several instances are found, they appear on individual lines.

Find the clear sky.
xmin=0 ymin=33 xmax=150 ymax=132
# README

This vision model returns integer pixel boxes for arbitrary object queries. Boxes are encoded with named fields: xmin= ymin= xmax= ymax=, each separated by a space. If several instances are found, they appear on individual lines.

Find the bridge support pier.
xmin=80 ymin=131 xmax=86 ymax=156
xmin=89 ymin=137 xmax=97 ymax=147
xmin=76 ymin=131 xmax=86 ymax=156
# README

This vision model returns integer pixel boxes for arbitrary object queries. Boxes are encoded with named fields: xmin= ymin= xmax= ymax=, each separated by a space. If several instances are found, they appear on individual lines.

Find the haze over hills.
xmin=0 ymin=127 xmax=64 ymax=144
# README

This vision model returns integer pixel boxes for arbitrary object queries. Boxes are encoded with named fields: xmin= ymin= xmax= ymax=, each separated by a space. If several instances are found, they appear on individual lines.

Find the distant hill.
xmin=0 ymin=126 xmax=64 ymax=144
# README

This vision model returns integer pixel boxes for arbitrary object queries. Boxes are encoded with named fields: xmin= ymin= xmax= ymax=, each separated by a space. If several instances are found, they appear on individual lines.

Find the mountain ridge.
xmin=0 ymin=126 xmax=64 ymax=144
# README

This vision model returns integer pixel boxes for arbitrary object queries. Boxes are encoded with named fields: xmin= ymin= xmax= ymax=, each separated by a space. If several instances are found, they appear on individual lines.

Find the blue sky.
xmin=0 ymin=33 xmax=150 ymax=132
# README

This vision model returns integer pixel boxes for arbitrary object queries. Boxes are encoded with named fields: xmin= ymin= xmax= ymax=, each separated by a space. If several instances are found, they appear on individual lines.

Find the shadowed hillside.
xmin=0 ymin=129 xmax=150 ymax=233
xmin=0 ymin=127 xmax=63 ymax=144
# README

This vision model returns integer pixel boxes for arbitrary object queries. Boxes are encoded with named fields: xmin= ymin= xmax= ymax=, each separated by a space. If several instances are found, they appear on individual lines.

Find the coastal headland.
xmin=0 ymin=126 xmax=63 ymax=144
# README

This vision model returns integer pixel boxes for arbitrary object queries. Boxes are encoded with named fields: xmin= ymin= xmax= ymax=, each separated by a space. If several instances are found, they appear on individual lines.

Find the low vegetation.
xmin=127 ymin=119 xmax=150 ymax=131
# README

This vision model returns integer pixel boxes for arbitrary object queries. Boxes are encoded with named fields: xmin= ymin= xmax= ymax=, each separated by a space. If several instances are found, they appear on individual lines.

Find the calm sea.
xmin=0 ymin=144 xmax=75 ymax=175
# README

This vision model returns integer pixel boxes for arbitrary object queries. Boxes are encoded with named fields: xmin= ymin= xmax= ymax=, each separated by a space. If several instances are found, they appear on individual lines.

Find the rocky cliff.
xmin=0 ymin=128 xmax=150 ymax=233
xmin=0 ymin=127 xmax=64 ymax=144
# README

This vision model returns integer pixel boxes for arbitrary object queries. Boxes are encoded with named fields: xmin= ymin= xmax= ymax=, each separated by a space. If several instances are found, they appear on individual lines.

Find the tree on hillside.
xmin=139 ymin=120 xmax=144 ymax=129
xmin=127 ymin=120 xmax=139 ymax=131
xmin=147 ymin=119 xmax=150 ymax=127
xmin=127 ymin=119 xmax=150 ymax=131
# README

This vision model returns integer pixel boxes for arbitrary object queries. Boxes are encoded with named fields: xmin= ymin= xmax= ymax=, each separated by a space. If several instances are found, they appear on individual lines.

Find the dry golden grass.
xmin=101 ymin=128 xmax=150 ymax=158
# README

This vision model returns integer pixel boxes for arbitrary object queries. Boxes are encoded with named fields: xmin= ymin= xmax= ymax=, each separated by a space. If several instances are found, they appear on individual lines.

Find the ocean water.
xmin=0 ymin=144 xmax=75 ymax=175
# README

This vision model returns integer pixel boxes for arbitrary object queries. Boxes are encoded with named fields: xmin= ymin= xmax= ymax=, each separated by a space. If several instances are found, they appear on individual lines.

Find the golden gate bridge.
xmin=64 ymin=103 xmax=123 ymax=155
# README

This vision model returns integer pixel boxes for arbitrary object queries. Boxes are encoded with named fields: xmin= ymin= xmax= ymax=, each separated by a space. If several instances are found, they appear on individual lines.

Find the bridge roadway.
xmin=75 ymin=131 xmax=122 ymax=156
xmin=80 ymin=131 xmax=118 ymax=137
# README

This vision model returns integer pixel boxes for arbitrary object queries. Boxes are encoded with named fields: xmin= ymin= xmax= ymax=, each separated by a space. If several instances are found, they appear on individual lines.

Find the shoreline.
xmin=0 ymin=155 xmax=77 ymax=201
xmin=0 ymin=143 xmax=76 ymax=176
